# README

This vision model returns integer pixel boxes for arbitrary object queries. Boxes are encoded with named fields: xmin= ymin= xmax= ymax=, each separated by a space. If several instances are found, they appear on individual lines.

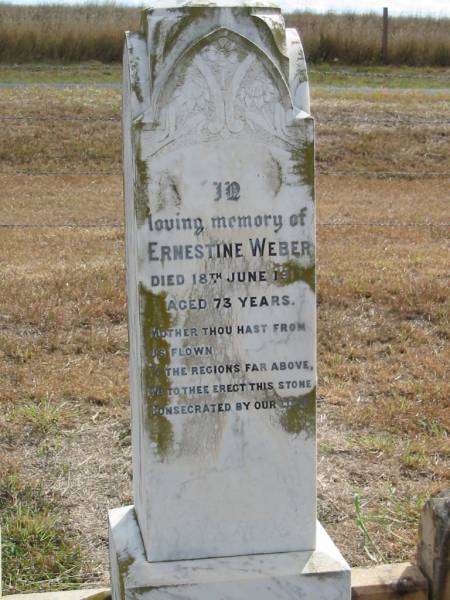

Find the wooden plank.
xmin=351 ymin=562 xmax=428 ymax=599
xmin=4 ymin=589 xmax=110 ymax=600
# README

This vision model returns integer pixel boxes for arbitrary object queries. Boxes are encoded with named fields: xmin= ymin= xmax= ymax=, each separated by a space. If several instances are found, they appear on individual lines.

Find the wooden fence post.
xmin=382 ymin=7 xmax=389 ymax=64
xmin=417 ymin=489 xmax=450 ymax=600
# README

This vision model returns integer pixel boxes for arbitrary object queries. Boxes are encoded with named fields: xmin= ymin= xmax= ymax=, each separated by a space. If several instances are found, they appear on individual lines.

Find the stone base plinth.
xmin=109 ymin=506 xmax=351 ymax=600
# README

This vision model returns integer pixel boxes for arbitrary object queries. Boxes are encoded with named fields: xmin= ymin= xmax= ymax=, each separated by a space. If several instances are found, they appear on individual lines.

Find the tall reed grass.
xmin=0 ymin=3 xmax=138 ymax=62
xmin=0 ymin=3 xmax=448 ymax=66
xmin=291 ymin=11 xmax=450 ymax=66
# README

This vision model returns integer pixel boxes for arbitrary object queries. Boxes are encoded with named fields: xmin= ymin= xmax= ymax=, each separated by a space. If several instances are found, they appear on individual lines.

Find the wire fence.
xmin=2 ymin=115 xmax=449 ymax=125
xmin=309 ymin=69 xmax=450 ymax=81
xmin=1 ymin=63 xmax=449 ymax=80
xmin=0 ymin=115 xmax=120 ymax=122
xmin=1 ymin=221 xmax=448 ymax=230
xmin=1 ymin=169 xmax=449 ymax=178
xmin=322 ymin=170 xmax=450 ymax=178
xmin=0 ymin=170 xmax=120 ymax=176
xmin=0 ymin=223 xmax=122 ymax=229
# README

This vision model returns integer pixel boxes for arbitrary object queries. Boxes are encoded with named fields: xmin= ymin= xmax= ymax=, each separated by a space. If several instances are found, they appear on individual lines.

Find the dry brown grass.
xmin=0 ymin=87 xmax=121 ymax=173
xmin=0 ymin=175 xmax=122 ymax=226
xmin=0 ymin=82 xmax=449 ymax=592
xmin=0 ymin=4 xmax=449 ymax=66
xmin=290 ymin=11 xmax=450 ymax=66
xmin=312 ymin=88 xmax=450 ymax=175
xmin=0 ymin=4 xmax=136 ymax=63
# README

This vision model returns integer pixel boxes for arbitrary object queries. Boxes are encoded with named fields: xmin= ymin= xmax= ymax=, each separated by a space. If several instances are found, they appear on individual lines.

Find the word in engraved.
xmin=213 ymin=181 xmax=241 ymax=201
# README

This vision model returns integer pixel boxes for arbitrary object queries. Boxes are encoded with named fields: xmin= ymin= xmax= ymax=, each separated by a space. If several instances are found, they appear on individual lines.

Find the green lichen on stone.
xmin=130 ymin=55 xmax=144 ymax=103
xmin=140 ymin=10 xmax=149 ymax=37
xmin=270 ymin=156 xmax=283 ymax=195
xmin=274 ymin=259 xmax=315 ymax=292
xmin=149 ymin=19 xmax=163 ymax=84
xmin=279 ymin=388 xmax=316 ymax=436
xmin=133 ymin=122 xmax=150 ymax=227
xmin=163 ymin=8 xmax=209 ymax=59
xmin=291 ymin=138 xmax=314 ymax=192
xmin=139 ymin=283 xmax=174 ymax=459
xmin=252 ymin=14 xmax=289 ymax=79
xmin=118 ymin=556 xmax=134 ymax=600
xmin=270 ymin=19 xmax=287 ymax=55
xmin=132 ymin=80 xmax=143 ymax=104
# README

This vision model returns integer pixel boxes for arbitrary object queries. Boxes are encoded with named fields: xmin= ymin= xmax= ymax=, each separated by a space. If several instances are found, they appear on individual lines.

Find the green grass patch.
xmin=353 ymin=487 xmax=428 ymax=564
xmin=0 ymin=62 xmax=122 ymax=84
xmin=1 ymin=62 xmax=448 ymax=90
xmin=0 ymin=470 xmax=83 ymax=594
xmin=14 ymin=395 xmax=75 ymax=435
xmin=354 ymin=433 xmax=395 ymax=455
xmin=309 ymin=64 xmax=450 ymax=89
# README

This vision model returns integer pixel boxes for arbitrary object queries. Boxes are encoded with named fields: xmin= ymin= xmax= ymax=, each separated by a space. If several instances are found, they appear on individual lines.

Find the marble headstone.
xmin=110 ymin=1 xmax=350 ymax=598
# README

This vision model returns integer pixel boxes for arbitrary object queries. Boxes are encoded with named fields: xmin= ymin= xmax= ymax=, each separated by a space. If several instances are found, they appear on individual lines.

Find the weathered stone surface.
xmin=123 ymin=0 xmax=316 ymax=563
xmin=109 ymin=505 xmax=351 ymax=600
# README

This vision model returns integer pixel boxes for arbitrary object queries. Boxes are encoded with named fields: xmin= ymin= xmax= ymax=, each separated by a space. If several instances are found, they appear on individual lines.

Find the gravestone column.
xmin=110 ymin=1 xmax=351 ymax=598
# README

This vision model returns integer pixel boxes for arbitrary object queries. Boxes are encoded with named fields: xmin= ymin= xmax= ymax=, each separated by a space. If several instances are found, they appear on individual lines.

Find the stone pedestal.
xmin=110 ymin=506 xmax=350 ymax=600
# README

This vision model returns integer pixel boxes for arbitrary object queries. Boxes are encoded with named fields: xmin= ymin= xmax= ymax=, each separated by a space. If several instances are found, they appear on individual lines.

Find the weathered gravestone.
xmin=109 ymin=1 xmax=351 ymax=598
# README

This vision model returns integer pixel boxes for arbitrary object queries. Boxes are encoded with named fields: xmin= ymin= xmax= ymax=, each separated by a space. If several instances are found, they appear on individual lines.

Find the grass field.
xmin=0 ymin=62 xmax=449 ymax=90
xmin=0 ymin=65 xmax=449 ymax=593
xmin=0 ymin=4 xmax=449 ymax=66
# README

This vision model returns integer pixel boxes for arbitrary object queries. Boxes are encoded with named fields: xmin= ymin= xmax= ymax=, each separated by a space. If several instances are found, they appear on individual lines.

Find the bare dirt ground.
xmin=0 ymin=79 xmax=449 ymax=593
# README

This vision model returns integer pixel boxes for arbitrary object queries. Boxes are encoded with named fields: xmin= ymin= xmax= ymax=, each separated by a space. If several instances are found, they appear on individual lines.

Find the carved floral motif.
xmin=155 ymin=33 xmax=293 ymax=145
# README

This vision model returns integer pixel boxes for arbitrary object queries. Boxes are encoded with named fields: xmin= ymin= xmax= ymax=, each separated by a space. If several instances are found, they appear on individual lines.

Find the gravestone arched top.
xmin=126 ymin=0 xmax=310 ymax=122
xmin=145 ymin=0 xmax=280 ymax=10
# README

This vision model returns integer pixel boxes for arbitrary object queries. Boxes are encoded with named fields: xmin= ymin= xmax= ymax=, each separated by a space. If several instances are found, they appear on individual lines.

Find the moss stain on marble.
xmin=162 ymin=7 xmax=210 ymax=59
xmin=133 ymin=122 xmax=150 ymax=227
xmin=269 ymin=18 xmax=287 ymax=55
xmin=118 ymin=556 xmax=134 ymax=600
xmin=139 ymin=284 xmax=174 ymax=459
xmin=140 ymin=10 xmax=149 ymax=37
xmin=149 ymin=19 xmax=163 ymax=85
xmin=279 ymin=388 xmax=316 ymax=436
xmin=130 ymin=54 xmax=144 ymax=103
xmin=274 ymin=259 xmax=315 ymax=292
xmin=291 ymin=137 xmax=314 ymax=192
xmin=252 ymin=15 xmax=289 ymax=80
